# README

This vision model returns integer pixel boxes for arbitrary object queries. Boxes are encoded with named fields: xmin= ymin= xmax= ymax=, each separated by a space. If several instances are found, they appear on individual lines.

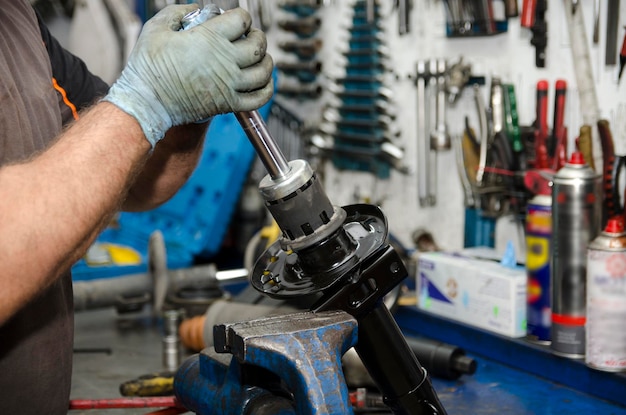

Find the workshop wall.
xmin=264 ymin=0 xmax=626 ymax=259
xmin=60 ymin=0 xmax=626 ymax=262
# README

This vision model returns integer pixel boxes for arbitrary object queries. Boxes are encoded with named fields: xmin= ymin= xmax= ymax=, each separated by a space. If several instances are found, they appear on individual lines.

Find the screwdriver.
xmin=617 ymin=26 xmax=626 ymax=84
xmin=521 ymin=0 xmax=536 ymax=28
xmin=119 ymin=371 xmax=175 ymax=397
xmin=534 ymin=80 xmax=549 ymax=169
xmin=551 ymin=80 xmax=567 ymax=170
xmin=504 ymin=84 xmax=523 ymax=170
xmin=577 ymin=125 xmax=595 ymax=171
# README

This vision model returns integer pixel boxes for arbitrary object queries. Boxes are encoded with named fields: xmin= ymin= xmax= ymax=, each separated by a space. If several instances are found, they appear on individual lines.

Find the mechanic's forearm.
xmin=0 ymin=102 xmax=150 ymax=325
xmin=123 ymin=122 xmax=208 ymax=211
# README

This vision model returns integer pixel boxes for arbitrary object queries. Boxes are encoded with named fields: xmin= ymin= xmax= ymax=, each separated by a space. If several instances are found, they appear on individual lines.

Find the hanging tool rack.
xmin=320 ymin=0 xmax=404 ymax=179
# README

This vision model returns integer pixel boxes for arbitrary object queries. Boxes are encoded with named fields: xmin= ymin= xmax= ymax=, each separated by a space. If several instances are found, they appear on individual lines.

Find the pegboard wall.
xmin=60 ymin=0 xmax=626 ymax=261
xmin=263 ymin=0 xmax=626 ymax=259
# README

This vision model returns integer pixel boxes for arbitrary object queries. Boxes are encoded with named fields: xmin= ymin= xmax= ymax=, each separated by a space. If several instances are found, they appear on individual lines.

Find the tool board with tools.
xmin=258 ymin=0 xmax=626 ymax=259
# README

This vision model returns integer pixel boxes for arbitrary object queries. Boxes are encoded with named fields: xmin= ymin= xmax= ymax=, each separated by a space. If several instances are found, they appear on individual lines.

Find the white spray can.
xmin=586 ymin=218 xmax=626 ymax=371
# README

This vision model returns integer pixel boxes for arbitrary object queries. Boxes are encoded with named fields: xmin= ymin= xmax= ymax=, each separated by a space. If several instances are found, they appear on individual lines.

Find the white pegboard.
xmin=265 ymin=0 xmax=626 ymax=258
xmin=60 ymin=0 xmax=626 ymax=257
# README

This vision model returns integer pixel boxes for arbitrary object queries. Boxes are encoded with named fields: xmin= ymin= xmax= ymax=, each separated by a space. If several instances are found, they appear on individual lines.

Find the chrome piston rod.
xmin=235 ymin=111 xmax=291 ymax=180
xmin=182 ymin=4 xmax=290 ymax=181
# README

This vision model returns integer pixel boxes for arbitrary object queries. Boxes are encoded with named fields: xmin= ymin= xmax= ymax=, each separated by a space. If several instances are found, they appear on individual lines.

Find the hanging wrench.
xmin=416 ymin=60 xmax=433 ymax=207
xmin=474 ymin=84 xmax=489 ymax=185
xmin=431 ymin=59 xmax=450 ymax=151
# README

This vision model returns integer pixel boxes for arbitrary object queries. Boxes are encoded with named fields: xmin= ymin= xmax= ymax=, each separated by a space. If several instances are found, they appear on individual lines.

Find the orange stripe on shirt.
xmin=52 ymin=77 xmax=79 ymax=121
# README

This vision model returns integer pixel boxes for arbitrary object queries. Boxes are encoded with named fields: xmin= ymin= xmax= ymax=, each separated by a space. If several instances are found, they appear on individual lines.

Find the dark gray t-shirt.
xmin=0 ymin=2 xmax=107 ymax=414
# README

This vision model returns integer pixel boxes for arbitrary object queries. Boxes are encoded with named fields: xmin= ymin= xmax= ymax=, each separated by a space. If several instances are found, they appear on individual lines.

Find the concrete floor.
xmin=70 ymin=307 xmax=190 ymax=415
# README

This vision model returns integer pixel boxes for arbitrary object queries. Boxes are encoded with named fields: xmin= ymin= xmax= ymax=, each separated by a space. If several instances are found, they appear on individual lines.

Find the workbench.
xmin=70 ymin=307 xmax=626 ymax=415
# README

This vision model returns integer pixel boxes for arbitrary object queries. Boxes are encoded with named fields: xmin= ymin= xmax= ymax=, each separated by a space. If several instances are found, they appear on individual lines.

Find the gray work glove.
xmin=103 ymin=4 xmax=274 ymax=147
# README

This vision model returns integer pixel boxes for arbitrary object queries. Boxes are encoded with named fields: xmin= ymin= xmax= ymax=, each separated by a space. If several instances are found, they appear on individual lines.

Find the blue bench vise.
xmin=174 ymin=310 xmax=358 ymax=414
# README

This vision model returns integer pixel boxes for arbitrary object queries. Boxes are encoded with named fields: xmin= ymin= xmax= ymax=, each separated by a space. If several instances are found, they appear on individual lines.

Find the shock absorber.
xmin=182 ymin=5 xmax=447 ymax=414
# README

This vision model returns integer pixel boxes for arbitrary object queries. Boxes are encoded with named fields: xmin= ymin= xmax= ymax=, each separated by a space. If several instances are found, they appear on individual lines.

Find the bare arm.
xmin=0 ymin=4 xmax=273 ymax=325
xmin=123 ymin=122 xmax=209 ymax=211
xmin=0 ymin=102 xmax=150 ymax=325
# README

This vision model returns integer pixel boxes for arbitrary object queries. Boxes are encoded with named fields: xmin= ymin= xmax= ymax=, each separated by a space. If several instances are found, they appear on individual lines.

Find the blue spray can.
xmin=526 ymin=193 xmax=552 ymax=344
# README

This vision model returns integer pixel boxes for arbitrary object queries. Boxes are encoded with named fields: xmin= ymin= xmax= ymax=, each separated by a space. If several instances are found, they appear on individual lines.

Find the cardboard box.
xmin=417 ymin=251 xmax=527 ymax=338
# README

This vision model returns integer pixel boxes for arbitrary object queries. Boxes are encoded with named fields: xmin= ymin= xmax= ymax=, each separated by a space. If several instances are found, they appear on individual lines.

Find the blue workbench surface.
xmin=396 ymin=306 xmax=626 ymax=414
xmin=431 ymin=357 xmax=626 ymax=414
xmin=71 ymin=307 xmax=626 ymax=414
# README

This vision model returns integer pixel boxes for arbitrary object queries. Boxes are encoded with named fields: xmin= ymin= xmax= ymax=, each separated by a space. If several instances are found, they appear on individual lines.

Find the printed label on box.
xmin=417 ymin=252 xmax=527 ymax=338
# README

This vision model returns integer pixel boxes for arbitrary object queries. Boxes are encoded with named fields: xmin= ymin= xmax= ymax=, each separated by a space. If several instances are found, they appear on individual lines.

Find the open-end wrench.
xmin=416 ymin=60 xmax=433 ymax=207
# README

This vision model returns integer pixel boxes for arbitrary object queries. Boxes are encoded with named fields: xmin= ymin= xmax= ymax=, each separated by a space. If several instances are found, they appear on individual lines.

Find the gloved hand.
xmin=103 ymin=4 xmax=274 ymax=147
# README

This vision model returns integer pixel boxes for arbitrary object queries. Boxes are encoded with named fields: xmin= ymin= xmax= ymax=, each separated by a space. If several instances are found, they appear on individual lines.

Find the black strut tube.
xmin=252 ymin=205 xmax=448 ymax=414
xmin=355 ymin=304 xmax=447 ymax=415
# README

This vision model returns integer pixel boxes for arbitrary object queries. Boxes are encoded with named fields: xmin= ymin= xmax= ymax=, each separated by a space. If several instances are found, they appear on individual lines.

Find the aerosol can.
xmin=550 ymin=151 xmax=602 ymax=358
xmin=586 ymin=218 xmax=626 ymax=371
xmin=525 ymin=193 xmax=552 ymax=344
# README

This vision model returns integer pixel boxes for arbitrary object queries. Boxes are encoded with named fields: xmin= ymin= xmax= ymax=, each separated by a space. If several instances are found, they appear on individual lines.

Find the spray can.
xmin=525 ymin=193 xmax=552 ymax=344
xmin=550 ymin=151 xmax=602 ymax=358
xmin=586 ymin=218 xmax=626 ymax=371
